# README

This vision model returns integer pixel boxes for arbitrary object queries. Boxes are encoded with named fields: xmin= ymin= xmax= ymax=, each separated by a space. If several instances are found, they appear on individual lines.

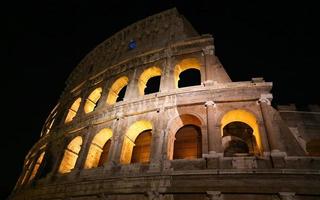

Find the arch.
xmin=220 ymin=109 xmax=262 ymax=152
xmin=65 ymin=98 xmax=81 ymax=123
xmin=120 ymin=120 xmax=153 ymax=164
xmin=167 ymin=114 xmax=203 ymax=160
xmin=84 ymin=128 xmax=113 ymax=169
xmin=306 ymin=139 xmax=320 ymax=156
xmin=173 ymin=125 xmax=202 ymax=160
xmin=106 ymin=76 xmax=129 ymax=105
xmin=58 ymin=136 xmax=82 ymax=173
xmin=138 ymin=66 xmax=162 ymax=95
xmin=84 ymin=87 xmax=102 ymax=113
xmin=174 ymin=58 xmax=201 ymax=88
xmin=28 ymin=152 xmax=45 ymax=182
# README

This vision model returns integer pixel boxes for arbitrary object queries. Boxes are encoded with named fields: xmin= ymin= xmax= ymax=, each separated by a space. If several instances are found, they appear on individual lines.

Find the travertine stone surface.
xmin=9 ymin=8 xmax=320 ymax=200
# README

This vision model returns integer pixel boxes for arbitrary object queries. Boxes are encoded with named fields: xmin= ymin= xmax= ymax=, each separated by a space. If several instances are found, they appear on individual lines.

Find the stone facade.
xmin=9 ymin=8 xmax=320 ymax=200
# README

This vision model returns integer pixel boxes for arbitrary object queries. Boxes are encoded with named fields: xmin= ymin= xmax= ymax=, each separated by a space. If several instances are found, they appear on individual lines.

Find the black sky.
xmin=2 ymin=1 xmax=319 ymax=198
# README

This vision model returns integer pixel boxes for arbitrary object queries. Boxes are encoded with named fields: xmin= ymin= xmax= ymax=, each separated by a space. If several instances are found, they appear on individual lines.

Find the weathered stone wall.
xmin=9 ymin=8 xmax=320 ymax=200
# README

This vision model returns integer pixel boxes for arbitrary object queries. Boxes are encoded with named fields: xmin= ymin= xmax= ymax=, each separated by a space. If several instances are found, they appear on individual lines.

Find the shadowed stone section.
xmin=9 ymin=8 xmax=320 ymax=200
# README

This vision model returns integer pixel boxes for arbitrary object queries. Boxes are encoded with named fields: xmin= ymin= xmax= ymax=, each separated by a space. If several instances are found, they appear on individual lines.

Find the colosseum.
xmin=9 ymin=8 xmax=320 ymax=200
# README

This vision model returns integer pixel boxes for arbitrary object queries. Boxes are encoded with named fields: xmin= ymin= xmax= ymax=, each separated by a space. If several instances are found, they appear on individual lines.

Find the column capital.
xmin=205 ymin=101 xmax=216 ymax=107
xmin=202 ymin=45 xmax=215 ymax=55
xmin=279 ymin=192 xmax=295 ymax=200
xmin=259 ymin=93 xmax=273 ymax=105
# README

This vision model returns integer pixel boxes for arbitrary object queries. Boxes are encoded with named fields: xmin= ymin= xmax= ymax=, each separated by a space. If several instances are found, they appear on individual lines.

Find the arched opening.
xmin=106 ymin=76 xmax=129 ymax=105
xmin=28 ymin=152 xmax=45 ymax=182
xmin=84 ymin=87 xmax=102 ymax=114
xmin=116 ymin=85 xmax=127 ymax=102
xmin=178 ymin=68 xmax=201 ymax=88
xmin=138 ymin=66 xmax=162 ymax=95
xmin=174 ymin=58 xmax=201 ymax=88
xmin=20 ymin=160 xmax=34 ymax=185
xmin=58 ymin=136 xmax=82 ymax=173
xmin=173 ymin=125 xmax=202 ymax=160
xmin=65 ymin=98 xmax=81 ymax=123
xmin=84 ymin=128 xmax=113 ymax=169
xmin=167 ymin=114 xmax=203 ymax=160
xmin=306 ymin=139 xmax=320 ymax=156
xmin=222 ymin=122 xmax=258 ymax=157
xmin=145 ymin=76 xmax=161 ymax=95
xmin=120 ymin=120 xmax=152 ymax=164
xmin=221 ymin=109 xmax=262 ymax=156
xmin=36 ymin=152 xmax=54 ymax=179
xmin=131 ymin=130 xmax=152 ymax=163
xmin=98 ymin=140 xmax=112 ymax=166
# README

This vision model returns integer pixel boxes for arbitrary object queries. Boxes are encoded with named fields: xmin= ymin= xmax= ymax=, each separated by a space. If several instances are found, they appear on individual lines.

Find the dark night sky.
xmin=2 ymin=1 xmax=319 ymax=198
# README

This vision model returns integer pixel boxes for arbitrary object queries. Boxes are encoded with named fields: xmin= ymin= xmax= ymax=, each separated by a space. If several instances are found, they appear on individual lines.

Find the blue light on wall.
xmin=128 ymin=39 xmax=137 ymax=50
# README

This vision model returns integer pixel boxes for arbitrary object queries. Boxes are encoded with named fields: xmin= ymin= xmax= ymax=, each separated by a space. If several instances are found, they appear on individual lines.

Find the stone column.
xmin=149 ymin=110 xmax=166 ymax=172
xmin=160 ymin=49 xmax=175 ymax=92
xmin=205 ymin=101 xmax=223 ymax=155
xmin=202 ymin=46 xmax=215 ymax=85
xmin=259 ymin=94 xmax=286 ymax=167
xmin=110 ymin=117 xmax=128 ymax=164
xmin=124 ymin=68 xmax=139 ymax=100
xmin=74 ymin=128 xmax=90 ymax=170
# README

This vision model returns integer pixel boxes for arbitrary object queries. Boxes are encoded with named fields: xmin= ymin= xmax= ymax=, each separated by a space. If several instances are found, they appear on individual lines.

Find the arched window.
xmin=131 ymin=130 xmax=152 ymax=163
xmin=222 ymin=122 xmax=258 ymax=157
xmin=20 ymin=160 xmax=34 ymax=185
xmin=221 ymin=109 xmax=261 ymax=156
xmin=84 ymin=87 xmax=102 ymax=114
xmin=84 ymin=128 xmax=113 ymax=169
xmin=138 ymin=66 xmax=162 ymax=95
xmin=28 ymin=152 xmax=45 ymax=182
xmin=173 ymin=125 xmax=202 ymax=160
xmin=306 ymin=139 xmax=320 ymax=156
xmin=174 ymin=58 xmax=201 ymax=88
xmin=106 ymin=76 xmax=129 ymax=105
xmin=58 ymin=136 xmax=82 ymax=173
xmin=167 ymin=114 xmax=203 ymax=160
xmin=120 ymin=120 xmax=152 ymax=164
xmin=65 ymin=98 xmax=81 ymax=123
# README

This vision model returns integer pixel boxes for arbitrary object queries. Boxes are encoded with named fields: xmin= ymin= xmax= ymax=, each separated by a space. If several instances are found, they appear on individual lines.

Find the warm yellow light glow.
xmin=58 ymin=136 xmax=82 ymax=174
xmin=106 ymin=76 xmax=129 ymax=105
xmin=20 ymin=160 xmax=34 ymax=185
xmin=84 ymin=128 xmax=113 ymax=169
xmin=84 ymin=87 xmax=102 ymax=113
xmin=28 ymin=152 xmax=45 ymax=182
xmin=221 ymin=109 xmax=262 ymax=151
xmin=138 ymin=66 xmax=162 ymax=95
xmin=174 ymin=58 xmax=201 ymax=88
xmin=120 ymin=120 xmax=152 ymax=164
xmin=65 ymin=98 xmax=81 ymax=123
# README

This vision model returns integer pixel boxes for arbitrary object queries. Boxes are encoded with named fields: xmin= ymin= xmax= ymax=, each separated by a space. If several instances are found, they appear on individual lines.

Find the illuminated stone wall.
xmin=9 ymin=8 xmax=320 ymax=200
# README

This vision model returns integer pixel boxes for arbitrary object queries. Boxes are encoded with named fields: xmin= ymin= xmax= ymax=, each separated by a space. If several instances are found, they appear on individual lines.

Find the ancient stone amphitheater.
xmin=9 ymin=8 xmax=320 ymax=200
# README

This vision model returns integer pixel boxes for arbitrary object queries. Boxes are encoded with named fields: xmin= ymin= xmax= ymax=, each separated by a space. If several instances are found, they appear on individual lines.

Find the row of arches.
xmin=21 ymin=109 xmax=273 ymax=187
xmin=58 ymin=109 xmax=262 ymax=174
xmin=64 ymin=58 xmax=202 ymax=123
xmin=20 ymin=109 xmax=320 ymax=186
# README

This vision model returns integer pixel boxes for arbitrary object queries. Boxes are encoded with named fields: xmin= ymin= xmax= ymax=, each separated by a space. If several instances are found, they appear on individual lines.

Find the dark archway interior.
xmin=144 ymin=76 xmax=161 ymax=95
xmin=37 ymin=153 xmax=53 ymax=180
xmin=131 ymin=130 xmax=152 ymax=163
xmin=306 ymin=139 xmax=320 ymax=156
xmin=98 ymin=140 xmax=111 ymax=167
xmin=116 ymin=85 xmax=127 ymax=102
xmin=173 ymin=125 xmax=202 ymax=160
xmin=178 ymin=68 xmax=201 ymax=88
xmin=223 ymin=121 xmax=257 ymax=156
